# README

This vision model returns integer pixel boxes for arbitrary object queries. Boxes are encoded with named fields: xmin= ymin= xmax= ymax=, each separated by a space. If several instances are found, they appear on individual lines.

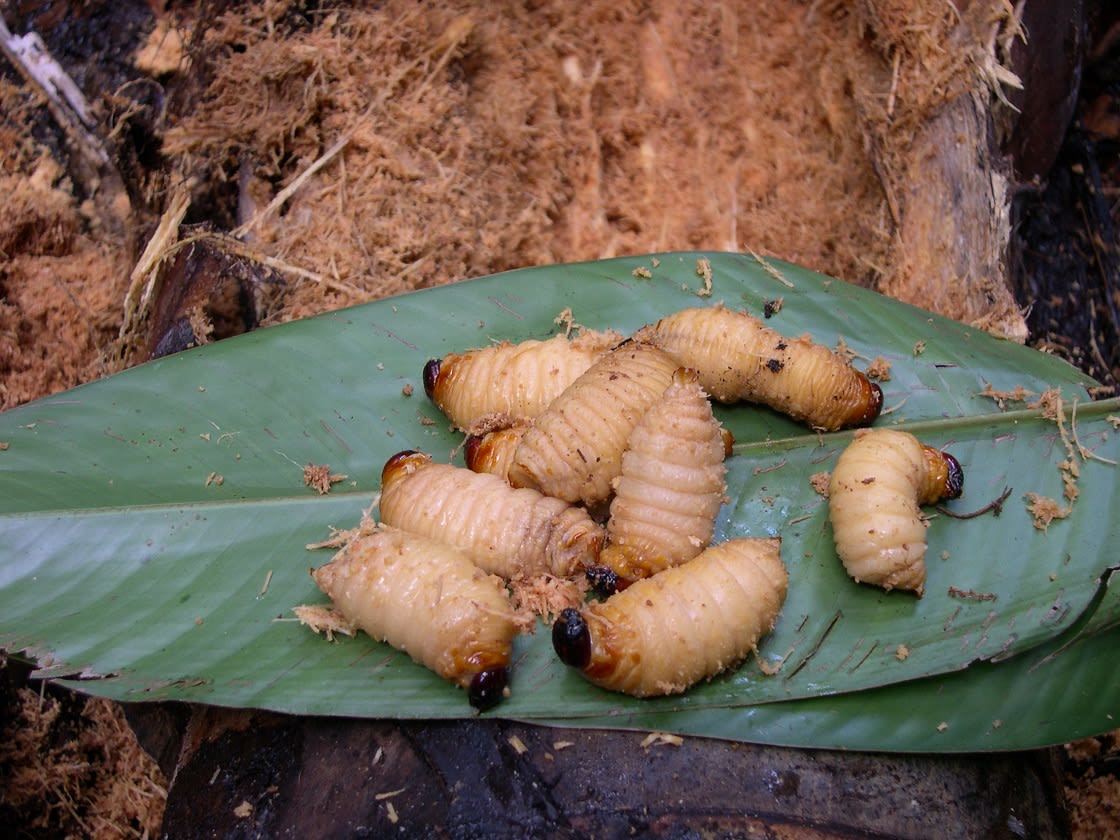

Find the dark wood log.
xmin=130 ymin=705 xmax=1071 ymax=839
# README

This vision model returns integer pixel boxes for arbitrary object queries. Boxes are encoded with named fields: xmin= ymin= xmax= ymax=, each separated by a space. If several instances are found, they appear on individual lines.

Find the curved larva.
xmin=827 ymin=428 xmax=964 ymax=596
xmin=423 ymin=329 xmax=622 ymax=431
xmin=311 ymin=525 xmax=518 ymax=710
xmin=598 ymin=368 xmax=729 ymax=584
xmin=379 ymin=450 xmax=605 ymax=578
xmin=633 ymin=304 xmax=882 ymax=431
xmin=507 ymin=341 xmax=680 ymax=508
xmin=463 ymin=415 xmax=532 ymax=482
xmin=552 ymin=537 xmax=787 ymax=697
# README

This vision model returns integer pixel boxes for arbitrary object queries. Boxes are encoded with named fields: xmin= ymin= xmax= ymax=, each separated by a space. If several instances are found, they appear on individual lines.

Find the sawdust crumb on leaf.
xmin=1024 ymin=492 xmax=1071 ymax=531
xmin=303 ymin=463 xmax=347 ymax=494
xmin=865 ymin=356 xmax=892 ymax=381
xmin=292 ymin=604 xmax=357 ymax=641
xmin=810 ymin=471 xmax=831 ymax=497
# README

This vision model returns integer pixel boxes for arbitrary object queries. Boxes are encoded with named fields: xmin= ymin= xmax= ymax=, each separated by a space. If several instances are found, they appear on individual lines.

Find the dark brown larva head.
xmin=552 ymin=607 xmax=592 ymax=669
xmin=585 ymin=565 xmax=619 ymax=596
xmin=422 ymin=358 xmax=441 ymax=400
xmin=846 ymin=378 xmax=884 ymax=428
xmin=468 ymin=667 xmax=508 ymax=711
xmin=463 ymin=434 xmax=484 ymax=471
xmin=942 ymin=452 xmax=965 ymax=500
xmin=380 ymin=449 xmax=427 ymax=485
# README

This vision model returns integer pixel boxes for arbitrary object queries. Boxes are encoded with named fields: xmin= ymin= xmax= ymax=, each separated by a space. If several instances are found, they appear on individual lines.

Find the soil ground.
xmin=1 ymin=1 xmax=1118 ymax=837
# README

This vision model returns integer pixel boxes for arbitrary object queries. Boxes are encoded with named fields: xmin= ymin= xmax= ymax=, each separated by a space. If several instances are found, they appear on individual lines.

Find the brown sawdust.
xmin=0 ymin=676 xmax=165 ymax=838
xmin=0 ymin=0 xmax=1112 ymax=836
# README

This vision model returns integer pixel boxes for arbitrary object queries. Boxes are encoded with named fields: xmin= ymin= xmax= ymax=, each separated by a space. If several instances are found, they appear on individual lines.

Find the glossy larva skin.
xmin=634 ymin=304 xmax=882 ymax=431
xmin=600 ymin=368 xmax=728 ymax=583
xmin=561 ymin=538 xmax=787 ymax=697
xmin=379 ymin=450 xmax=605 ymax=578
xmin=828 ymin=428 xmax=963 ymax=596
xmin=507 ymin=342 xmax=680 ymax=507
xmin=424 ymin=330 xmax=622 ymax=431
xmin=311 ymin=525 xmax=517 ymax=693
xmin=464 ymin=420 xmax=531 ymax=482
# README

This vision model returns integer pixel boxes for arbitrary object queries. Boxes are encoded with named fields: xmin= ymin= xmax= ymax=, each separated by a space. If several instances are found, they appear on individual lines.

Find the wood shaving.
xmin=865 ymin=356 xmax=892 ymax=381
xmin=833 ymin=336 xmax=856 ymax=363
xmin=694 ymin=257 xmax=713 ymax=296
xmin=1028 ymin=386 xmax=1063 ymax=420
xmin=303 ymin=463 xmax=347 ymax=494
xmin=553 ymin=307 xmax=581 ymax=336
xmin=1024 ymin=492 xmax=1071 ymax=532
xmin=978 ymin=382 xmax=1035 ymax=409
xmin=466 ymin=412 xmax=533 ymax=438
xmin=509 ymin=574 xmax=587 ymax=626
xmin=507 ymin=735 xmax=528 ymax=755
xmin=639 ymin=732 xmax=684 ymax=750
xmin=291 ymin=604 xmax=357 ymax=641
xmin=810 ymin=471 xmax=831 ymax=497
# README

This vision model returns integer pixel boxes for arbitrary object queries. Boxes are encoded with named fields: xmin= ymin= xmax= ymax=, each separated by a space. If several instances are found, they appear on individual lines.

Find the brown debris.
xmin=292 ymin=604 xmax=356 ymax=641
xmin=1024 ymin=492 xmax=1072 ymax=531
xmin=810 ymin=471 xmax=831 ymax=497
xmin=303 ymin=463 xmax=347 ymax=495
xmin=0 ymin=681 xmax=166 ymax=838
xmin=865 ymin=356 xmax=892 ymax=381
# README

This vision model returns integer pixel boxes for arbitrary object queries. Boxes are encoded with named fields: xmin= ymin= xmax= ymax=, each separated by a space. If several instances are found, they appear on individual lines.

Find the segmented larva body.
xmin=827 ymin=428 xmax=964 ymax=596
xmin=598 ymin=368 xmax=730 ymax=584
xmin=311 ymin=525 xmax=518 ymax=710
xmin=463 ymin=416 xmax=532 ymax=481
xmin=552 ymin=537 xmax=787 ymax=697
xmin=379 ymin=450 xmax=605 ymax=579
xmin=507 ymin=341 xmax=680 ymax=508
xmin=423 ymin=329 xmax=623 ymax=431
xmin=633 ymin=304 xmax=882 ymax=431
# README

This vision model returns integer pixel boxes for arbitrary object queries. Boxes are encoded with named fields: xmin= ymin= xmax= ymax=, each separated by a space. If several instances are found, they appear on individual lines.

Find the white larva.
xmin=827 ymin=428 xmax=964 ymax=596
xmin=634 ymin=304 xmax=883 ymax=431
xmin=311 ymin=524 xmax=519 ymax=710
xmin=423 ymin=329 xmax=622 ymax=431
xmin=507 ymin=341 xmax=680 ymax=508
xmin=378 ymin=449 xmax=605 ymax=579
xmin=552 ymin=537 xmax=788 ymax=697
xmin=598 ymin=367 xmax=730 ymax=585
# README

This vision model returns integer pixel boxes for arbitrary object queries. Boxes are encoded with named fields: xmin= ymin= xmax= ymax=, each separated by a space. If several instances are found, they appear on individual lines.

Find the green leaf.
xmin=1 ymin=251 xmax=1116 ymax=751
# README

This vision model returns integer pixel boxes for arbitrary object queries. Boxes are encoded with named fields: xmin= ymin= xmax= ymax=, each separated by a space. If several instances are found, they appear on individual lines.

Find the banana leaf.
xmin=1 ymin=251 xmax=1117 ymax=753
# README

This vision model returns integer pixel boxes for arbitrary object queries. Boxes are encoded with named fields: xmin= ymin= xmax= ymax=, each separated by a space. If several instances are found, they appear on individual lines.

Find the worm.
xmin=378 ymin=450 xmax=605 ymax=579
xmin=827 ymin=428 xmax=964 ymax=596
xmin=507 ymin=341 xmax=680 ymax=508
xmin=596 ymin=367 xmax=731 ymax=585
xmin=311 ymin=524 xmax=519 ymax=710
xmin=423 ymin=329 xmax=622 ymax=431
xmin=552 ymin=537 xmax=788 ymax=697
xmin=633 ymin=303 xmax=882 ymax=430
